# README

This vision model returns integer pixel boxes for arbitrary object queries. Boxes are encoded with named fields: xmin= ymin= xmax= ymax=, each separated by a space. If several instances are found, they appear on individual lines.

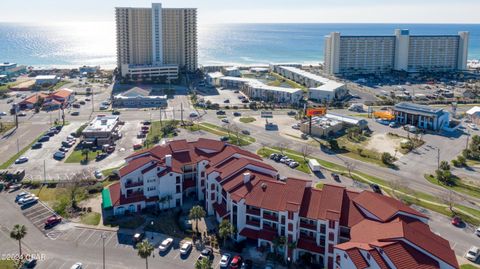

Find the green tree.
xmin=189 ymin=205 xmax=206 ymax=234
xmin=195 ymin=257 xmax=213 ymax=269
xmin=218 ymin=220 xmax=235 ymax=246
xmin=439 ymin=160 xmax=450 ymax=171
xmin=272 ymin=235 xmax=286 ymax=255
xmin=10 ymin=224 xmax=27 ymax=257
xmin=136 ymin=239 xmax=154 ymax=269
xmin=81 ymin=149 xmax=90 ymax=162
xmin=381 ymin=152 xmax=394 ymax=165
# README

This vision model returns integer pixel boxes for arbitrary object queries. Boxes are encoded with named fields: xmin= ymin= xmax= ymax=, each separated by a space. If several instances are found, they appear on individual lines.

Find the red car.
xmin=451 ymin=216 xmax=462 ymax=227
xmin=229 ymin=255 xmax=242 ymax=269
xmin=45 ymin=215 xmax=62 ymax=227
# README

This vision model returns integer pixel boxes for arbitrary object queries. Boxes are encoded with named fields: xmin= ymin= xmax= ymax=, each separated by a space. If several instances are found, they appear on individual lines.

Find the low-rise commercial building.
xmin=393 ymin=102 xmax=450 ymax=131
xmin=466 ymin=106 xmax=480 ymax=125
xmin=0 ymin=62 xmax=27 ymax=77
xmin=35 ymin=75 xmax=59 ymax=86
xmin=218 ymin=76 xmax=304 ymax=104
xmin=113 ymin=87 xmax=167 ymax=108
xmin=19 ymin=88 xmax=74 ymax=110
xmin=222 ymin=66 xmax=241 ymax=77
xmin=206 ymin=72 xmax=224 ymax=87
xmin=300 ymin=113 xmax=367 ymax=137
xmin=273 ymin=65 xmax=347 ymax=102
xmin=82 ymin=115 xmax=121 ymax=146
xmin=104 ymin=138 xmax=458 ymax=269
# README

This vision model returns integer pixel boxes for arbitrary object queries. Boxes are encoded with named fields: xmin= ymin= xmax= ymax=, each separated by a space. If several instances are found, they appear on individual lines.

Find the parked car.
xmin=222 ymin=118 xmax=230 ymax=123
xmin=451 ymin=216 xmax=463 ymax=227
xmin=38 ymin=135 xmax=50 ymax=142
xmin=53 ymin=151 xmax=66 ymax=160
xmin=475 ymin=227 xmax=480 ymax=237
xmin=94 ymin=170 xmax=104 ymax=179
xmin=220 ymin=136 xmax=229 ymax=142
xmin=289 ymin=162 xmax=299 ymax=168
xmin=133 ymin=144 xmax=142 ymax=150
xmin=143 ymin=120 xmax=151 ymax=125
xmin=189 ymin=112 xmax=199 ymax=118
xmin=71 ymin=111 xmax=80 ymax=116
xmin=133 ymin=233 xmax=145 ymax=244
xmin=23 ymin=258 xmax=37 ymax=268
xmin=331 ymin=173 xmax=341 ymax=182
xmin=159 ymin=238 xmax=174 ymax=253
xmin=73 ymin=103 xmax=81 ymax=108
xmin=219 ymin=253 xmax=231 ymax=268
xmin=465 ymin=246 xmax=480 ymax=262
xmin=59 ymin=147 xmax=69 ymax=153
xmin=179 ymin=241 xmax=192 ymax=255
xmin=96 ymin=153 xmax=108 ymax=161
xmin=388 ymin=122 xmax=398 ymax=128
xmin=70 ymin=262 xmax=83 ymax=269
xmin=137 ymin=132 xmax=146 ymax=138
xmin=269 ymin=153 xmax=278 ymax=159
xmin=233 ymin=112 xmax=241 ymax=117
xmin=241 ymin=130 xmax=250 ymax=135
xmin=200 ymin=247 xmax=213 ymax=260
xmin=19 ymin=196 xmax=38 ymax=206
xmin=370 ymin=184 xmax=382 ymax=194
xmin=291 ymin=124 xmax=300 ymax=130
xmin=45 ymin=215 xmax=62 ymax=228
xmin=224 ymin=99 xmax=230 ymax=103
xmin=15 ymin=156 xmax=28 ymax=164
xmin=15 ymin=192 xmax=29 ymax=202
xmin=287 ymin=111 xmax=297 ymax=116
xmin=0 ymin=111 xmax=7 ymax=116
xmin=216 ymin=110 xmax=226 ymax=115
xmin=468 ymin=123 xmax=479 ymax=130
xmin=229 ymin=255 xmax=243 ymax=269
xmin=31 ymin=142 xmax=42 ymax=149
xmin=18 ymin=112 xmax=27 ymax=117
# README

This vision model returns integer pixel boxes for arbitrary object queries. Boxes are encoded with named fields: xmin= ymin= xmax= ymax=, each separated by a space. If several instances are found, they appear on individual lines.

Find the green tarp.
xmin=102 ymin=188 xmax=112 ymax=209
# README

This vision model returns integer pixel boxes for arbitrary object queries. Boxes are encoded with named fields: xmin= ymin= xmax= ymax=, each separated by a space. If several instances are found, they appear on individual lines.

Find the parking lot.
xmin=198 ymin=87 xmax=249 ymax=107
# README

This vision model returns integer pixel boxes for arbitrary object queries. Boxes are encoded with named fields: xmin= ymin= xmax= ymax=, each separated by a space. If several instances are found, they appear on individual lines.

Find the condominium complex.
xmin=115 ymin=3 xmax=198 ymax=78
xmin=102 ymin=138 xmax=458 ymax=269
xmin=324 ymin=29 xmax=469 ymax=75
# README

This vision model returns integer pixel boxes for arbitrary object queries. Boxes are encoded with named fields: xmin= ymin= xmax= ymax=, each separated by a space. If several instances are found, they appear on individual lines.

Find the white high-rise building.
xmin=324 ymin=29 xmax=469 ymax=75
xmin=115 ymin=3 xmax=198 ymax=79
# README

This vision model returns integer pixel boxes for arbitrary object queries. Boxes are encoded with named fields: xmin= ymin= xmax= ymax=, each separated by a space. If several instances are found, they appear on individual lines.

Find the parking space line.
xmin=81 ymin=230 xmax=97 ymax=245
xmin=60 ymin=229 xmax=76 ymax=241
xmin=74 ymin=229 xmax=87 ymax=242
xmin=104 ymin=232 xmax=115 ymax=246
xmin=57 ymin=261 xmax=68 ymax=269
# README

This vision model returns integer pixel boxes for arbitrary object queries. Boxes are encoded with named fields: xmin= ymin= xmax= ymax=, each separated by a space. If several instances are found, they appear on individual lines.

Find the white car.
xmin=158 ymin=238 xmax=174 ymax=252
xmin=468 ymin=123 xmax=479 ymax=130
xmin=70 ymin=262 xmax=83 ymax=269
xmin=0 ymin=112 xmax=6 ymax=116
xmin=465 ymin=246 xmax=480 ymax=262
xmin=221 ymin=118 xmax=229 ymax=123
xmin=179 ymin=241 xmax=192 ymax=255
xmin=291 ymin=124 xmax=300 ymax=130
xmin=14 ymin=156 xmax=28 ymax=164
xmin=219 ymin=253 xmax=231 ymax=268
xmin=94 ymin=170 xmax=104 ymax=179
xmin=475 ymin=227 xmax=480 ymax=237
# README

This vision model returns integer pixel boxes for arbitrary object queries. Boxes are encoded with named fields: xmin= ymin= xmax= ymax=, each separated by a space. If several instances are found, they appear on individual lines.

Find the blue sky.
xmin=2 ymin=0 xmax=480 ymax=24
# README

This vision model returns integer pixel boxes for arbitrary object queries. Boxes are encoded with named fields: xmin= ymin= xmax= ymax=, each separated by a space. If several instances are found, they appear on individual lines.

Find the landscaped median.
xmin=183 ymin=122 xmax=255 ymax=146
xmin=424 ymin=174 xmax=480 ymax=199
xmin=259 ymin=146 xmax=480 ymax=226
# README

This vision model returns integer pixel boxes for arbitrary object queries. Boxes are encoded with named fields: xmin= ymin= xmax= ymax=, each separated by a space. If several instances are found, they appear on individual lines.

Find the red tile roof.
xmin=346 ymin=249 xmax=369 ymax=269
xmin=20 ymin=93 xmax=48 ymax=105
xmin=169 ymin=139 xmax=190 ymax=152
xmin=353 ymin=191 xmax=428 ymax=222
xmin=369 ymin=249 xmax=391 ymax=269
xmin=213 ymin=202 xmax=228 ymax=218
xmin=382 ymin=241 xmax=439 ymax=269
xmin=244 ymin=178 xmax=307 ymax=212
xmin=50 ymin=88 xmax=72 ymax=99
xmin=300 ymin=184 xmax=345 ymax=221
xmin=119 ymin=156 xmax=158 ymax=177
xmin=195 ymin=138 xmax=226 ymax=152
xmin=109 ymin=182 xmax=121 ymax=206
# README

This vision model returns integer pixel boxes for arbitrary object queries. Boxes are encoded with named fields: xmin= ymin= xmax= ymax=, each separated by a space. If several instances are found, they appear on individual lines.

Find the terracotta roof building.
xmin=104 ymin=138 xmax=458 ymax=269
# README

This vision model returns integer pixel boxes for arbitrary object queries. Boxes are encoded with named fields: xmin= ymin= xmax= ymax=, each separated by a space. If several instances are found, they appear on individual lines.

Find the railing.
xmin=262 ymin=225 xmax=277 ymax=233
xmin=125 ymin=181 xmax=144 ymax=188
xmin=263 ymin=214 xmax=278 ymax=222
xmin=246 ymin=208 xmax=261 ymax=216
xmin=300 ymin=222 xmax=317 ymax=231
xmin=246 ymin=220 xmax=260 ymax=227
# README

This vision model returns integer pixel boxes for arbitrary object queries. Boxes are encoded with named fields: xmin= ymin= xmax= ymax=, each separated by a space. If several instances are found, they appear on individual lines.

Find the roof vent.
xmin=261 ymin=182 xmax=267 ymax=191
xmin=165 ymin=154 xmax=172 ymax=167
xmin=243 ymin=173 xmax=251 ymax=184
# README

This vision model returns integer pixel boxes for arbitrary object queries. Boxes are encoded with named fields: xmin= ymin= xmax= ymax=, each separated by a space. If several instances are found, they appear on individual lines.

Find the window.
xmin=328 ymin=244 xmax=334 ymax=254
xmin=201 ymin=171 xmax=205 ymax=177
xmin=176 ymin=176 xmax=181 ymax=184
xmin=147 ymin=186 xmax=156 ymax=191
xmin=176 ymin=185 xmax=181 ymax=193
xmin=329 ymin=220 xmax=335 ymax=229
xmin=329 ymin=232 xmax=334 ymax=241
xmin=288 ymin=223 xmax=293 ymax=231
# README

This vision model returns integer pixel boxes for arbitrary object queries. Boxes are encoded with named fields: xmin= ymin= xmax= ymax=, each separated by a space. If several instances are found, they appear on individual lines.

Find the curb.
xmin=73 ymin=224 xmax=118 ymax=232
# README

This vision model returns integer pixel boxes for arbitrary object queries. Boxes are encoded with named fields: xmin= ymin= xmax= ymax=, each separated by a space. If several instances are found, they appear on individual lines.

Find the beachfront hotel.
xmin=115 ymin=3 xmax=198 ymax=78
xmin=324 ymin=29 xmax=469 ymax=75
xmin=102 ymin=138 xmax=458 ymax=269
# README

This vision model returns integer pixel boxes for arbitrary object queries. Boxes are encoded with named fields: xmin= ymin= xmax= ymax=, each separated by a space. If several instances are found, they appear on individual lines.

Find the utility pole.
xmin=91 ymin=86 xmax=94 ymax=113
xmin=43 ymin=160 xmax=46 ymax=184
xmin=466 ymin=130 xmax=470 ymax=150
xmin=180 ymin=103 xmax=184 ymax=124
xmin=437 ymin=148 xmax=440 ymax=170
xmin=16 ymin=138 xmax=19 ymax=153
xmin=101 ymin=233 xmax=107 ymax=269
xmin=159 ymin=107 xmax=163 ymax=127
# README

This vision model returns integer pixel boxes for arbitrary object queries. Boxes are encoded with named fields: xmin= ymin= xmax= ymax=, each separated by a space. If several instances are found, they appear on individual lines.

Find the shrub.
xmin=87 ymin=182 xmax=103 ymax=194
xmin=381 ymin=152 xmax=394 ymax=165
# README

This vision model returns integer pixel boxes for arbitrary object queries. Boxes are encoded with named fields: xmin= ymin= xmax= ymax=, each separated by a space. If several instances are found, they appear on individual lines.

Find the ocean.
xmin=0 ymin=22 xmax=479 ymax=69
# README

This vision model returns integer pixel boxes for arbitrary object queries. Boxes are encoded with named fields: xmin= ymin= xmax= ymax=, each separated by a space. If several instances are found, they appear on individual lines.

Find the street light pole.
xmin=437 ymin=147 xmax=440 ymax=170
xmin=101 ymin=233 xmax=107 ymax=269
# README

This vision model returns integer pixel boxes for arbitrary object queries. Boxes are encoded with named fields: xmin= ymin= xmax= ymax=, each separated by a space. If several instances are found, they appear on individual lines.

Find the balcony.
xmin=126 ymin=190 xmax=143 ymax=198
xmin=300 ymin=222 xmax=317 ymax=231
xmin=246 ymin=220 xmax=260 ymax=227
xmin=262 ymin=225 xmax=277 ymax=233
xmin=125 ymin=181 xmax=143 ymax=188
xmin=263 ymin=214 xmax=278 ymax=222
xmin=246 ymin=208 xmax=261 ymax=216
xmin=299 ymin=234 xmax=317 ymax=242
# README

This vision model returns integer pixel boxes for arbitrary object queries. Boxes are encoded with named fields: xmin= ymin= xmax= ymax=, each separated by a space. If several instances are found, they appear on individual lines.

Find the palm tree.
xmin=136 ymin=239 xmax=154 ymax=269
xmin=10 ymin=224 xmax=27 ymax=257
xmin=195 ymin=257 xmax=213 ymax=269
xmin=81 ymin=149 xmax=89 ymax=162
xmin=218 ymin=220 xmax=235 ymax=246
xmin=189 ymin=205 xmax=206 ymax=234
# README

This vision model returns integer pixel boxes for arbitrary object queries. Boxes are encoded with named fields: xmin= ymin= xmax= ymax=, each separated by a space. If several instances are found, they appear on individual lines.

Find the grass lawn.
xmin=144 ymin=212 xmax=190 ymax=240
xmin=461 ymin=264 xmax=480 ymax=269
xmin=0 ymin=260 xmax=15 ymax=269
xmin=80 ymin=212 xmax=101 ymax=225
xmin=0 ymin=122 xmax=15 ymax=135
xmin=51 ymin=80 xmax=71 ymax=90
xmin=315 ymin=182 xmax=324 ymax=189
xmin=65 ymin=149 xmax=103 ymax=164
xmin=335 ymin=135 xmax=388 ymax=168
xmin=105 ymin=216 xmax=146 ymax=229
xmin=239 ymin=117 xmax=256 ymax=123
xmin=424 ymin=174 xmax=480 ymax=199
xmin=197 ymin=122 xmax=255 ymax=146
xmin=144 ymin=120 xmax=179 ymax=147
xmin=30 ymin=186 xmax=91 ymax=217
xmin=257 ymin=147 xmax=310 ymax=174
xmin=0 ymin=133 xmax=44 ymax=169
xmin=269 ymin=72 xmax=307 ymax=91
